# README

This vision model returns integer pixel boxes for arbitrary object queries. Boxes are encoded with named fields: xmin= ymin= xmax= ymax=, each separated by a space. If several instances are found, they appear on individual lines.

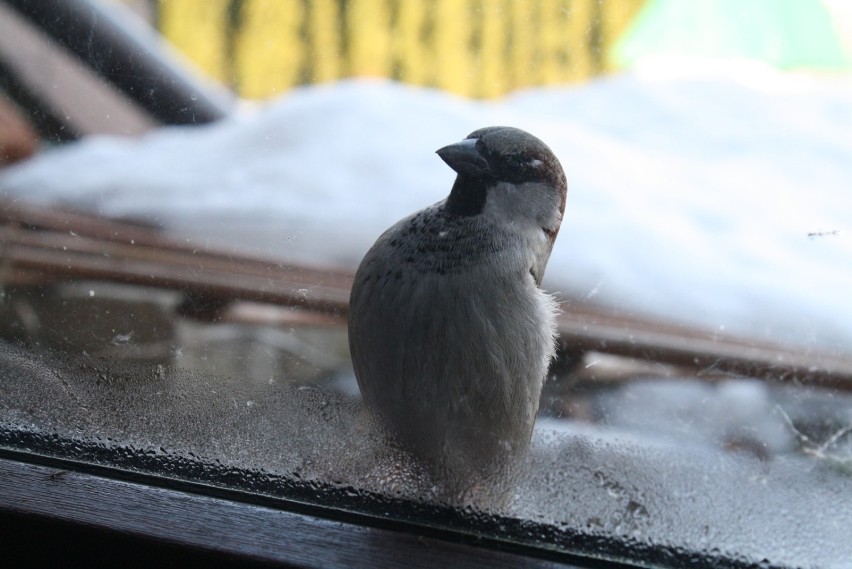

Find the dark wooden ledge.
xmin=0 ymin=455 xmax=589 ymax=569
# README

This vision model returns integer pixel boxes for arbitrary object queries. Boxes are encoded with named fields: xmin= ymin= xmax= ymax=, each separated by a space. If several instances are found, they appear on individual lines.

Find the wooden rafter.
xmin=2 ymin=197 xmax=851 ymax=389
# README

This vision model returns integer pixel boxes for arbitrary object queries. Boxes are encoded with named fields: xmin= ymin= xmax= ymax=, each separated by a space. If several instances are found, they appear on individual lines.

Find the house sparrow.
xmin=348 ymin=126 xmax=567 ymax=476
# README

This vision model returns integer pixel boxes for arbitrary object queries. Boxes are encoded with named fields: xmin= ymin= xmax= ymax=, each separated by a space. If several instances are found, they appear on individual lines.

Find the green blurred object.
xmin=614 ymin=0 xmax=852 ymax=70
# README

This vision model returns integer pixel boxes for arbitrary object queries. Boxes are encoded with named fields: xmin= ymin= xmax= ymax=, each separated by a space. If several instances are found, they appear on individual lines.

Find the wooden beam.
xmin=2 ymin=197 xmax=851 ymax=389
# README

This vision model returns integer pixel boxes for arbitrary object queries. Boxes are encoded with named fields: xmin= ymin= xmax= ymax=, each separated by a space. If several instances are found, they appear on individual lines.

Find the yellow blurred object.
xmin=234 ymin=0 xmax=305 ymax=98
xmin=346 ymin=0 xmax=392 ymax=77
xmin=158 ymin=0 xmax=230 ymax=83
xmin=152 ymin=0 xmax=648 ymax=99
xmin=538 ymin=0 xmax=570 ymax=85
xmin=308 ymin=0 xmax=342 ymax=83
xmin=476 ymin=0 xmax=508 ymax=99
xmin=565 ymin=0 xmax=594 ymax=81
xmin=394 ymin=2 xmax=429 ymax=86
xmin=433 ymin=0 xmax=473 ymax=95
xmin=508 ymin=1 xmax=534 ymax=89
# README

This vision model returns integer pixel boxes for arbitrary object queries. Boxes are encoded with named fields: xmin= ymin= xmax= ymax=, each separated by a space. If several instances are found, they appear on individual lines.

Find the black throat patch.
xmin=444 ymin=175 xmax=489 ymax=217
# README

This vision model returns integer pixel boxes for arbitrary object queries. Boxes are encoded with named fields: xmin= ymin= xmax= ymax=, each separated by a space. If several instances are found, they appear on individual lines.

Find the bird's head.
xmin=436 ymin=126 xmax=567 ymax=248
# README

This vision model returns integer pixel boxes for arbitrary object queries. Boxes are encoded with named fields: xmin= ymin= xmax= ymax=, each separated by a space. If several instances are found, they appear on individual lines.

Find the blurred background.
xmin=112 ymin=0 xmax=852 ymax=98
xmin=111 ymin=0 xmax=643 ymax=99
xmin=2 ymin=2 xmax=852 ymax=565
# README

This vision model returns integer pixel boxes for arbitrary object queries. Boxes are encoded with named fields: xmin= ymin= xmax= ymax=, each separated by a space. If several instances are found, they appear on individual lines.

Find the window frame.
xmin=0 ymin=449 xmax=619 ymax=569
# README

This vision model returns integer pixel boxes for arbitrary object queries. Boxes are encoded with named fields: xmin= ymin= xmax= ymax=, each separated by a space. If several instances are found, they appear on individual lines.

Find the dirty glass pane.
xmin=1 ymin=1 xmax=851 ymax=567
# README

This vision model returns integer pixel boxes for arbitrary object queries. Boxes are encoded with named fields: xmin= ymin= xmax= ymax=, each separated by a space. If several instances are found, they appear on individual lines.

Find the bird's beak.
xmin=436 ymin=138 xmax=490 ymax=177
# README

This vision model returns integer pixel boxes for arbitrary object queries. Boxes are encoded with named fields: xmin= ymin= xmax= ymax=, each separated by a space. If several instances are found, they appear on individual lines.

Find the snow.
xmin=2 ymin=60 xmax=851 ymax=351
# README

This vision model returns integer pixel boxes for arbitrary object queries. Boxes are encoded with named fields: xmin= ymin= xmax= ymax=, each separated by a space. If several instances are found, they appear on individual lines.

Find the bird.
xmin=348 ymin=126 xmax=567 ymax=478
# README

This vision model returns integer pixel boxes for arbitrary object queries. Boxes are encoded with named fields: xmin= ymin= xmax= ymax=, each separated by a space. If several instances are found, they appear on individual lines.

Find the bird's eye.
xmin=507 ymin=155 xmax=544 ymax=171
xmin=507 ymin=155 xmax=526 ymax=169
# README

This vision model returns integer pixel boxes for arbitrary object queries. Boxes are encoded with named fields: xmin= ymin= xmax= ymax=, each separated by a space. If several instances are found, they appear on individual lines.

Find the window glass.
xmin=1 ymin=1 xmax=851 ymax=567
